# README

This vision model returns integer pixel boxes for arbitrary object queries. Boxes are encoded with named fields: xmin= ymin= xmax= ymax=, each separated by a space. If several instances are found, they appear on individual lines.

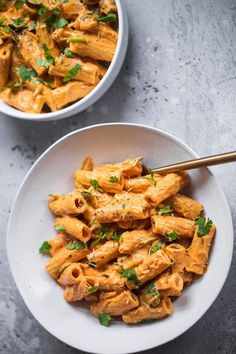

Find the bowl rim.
xmin=7 ymin=123 xmax=234 ymax=353
xmin=0 ymin=0 xmax=128 ymax=121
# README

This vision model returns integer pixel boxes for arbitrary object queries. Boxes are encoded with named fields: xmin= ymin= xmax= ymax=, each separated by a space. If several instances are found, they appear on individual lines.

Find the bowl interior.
xmin=7 ymin=124 xmax=233 ymax=354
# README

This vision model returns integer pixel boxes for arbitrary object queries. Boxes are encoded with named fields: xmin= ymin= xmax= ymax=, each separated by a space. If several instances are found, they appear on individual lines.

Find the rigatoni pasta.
xmin=0 ymin=0 xmax=118 ymax=113
xmin=39 ymin=156 xmax=216 ymax=326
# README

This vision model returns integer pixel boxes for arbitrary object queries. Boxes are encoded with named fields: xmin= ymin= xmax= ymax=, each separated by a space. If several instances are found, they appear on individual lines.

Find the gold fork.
xmin=141 ymin=151 xmax=236 ymax=175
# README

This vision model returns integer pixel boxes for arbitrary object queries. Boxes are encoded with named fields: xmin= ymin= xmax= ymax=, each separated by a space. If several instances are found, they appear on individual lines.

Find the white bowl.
xmin=7 ymin=123 xmax=233 ymax=354
xmin=0 ymin=1 xmax=128 ymax=121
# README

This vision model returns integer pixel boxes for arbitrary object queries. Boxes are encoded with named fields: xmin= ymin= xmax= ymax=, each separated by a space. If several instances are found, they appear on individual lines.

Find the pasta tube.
xmin=90 ymin=290 xmax=139 ymax=316
xmin=54 ymin=216 xmax=91 ymax=242
xmin=87 ymin=240 xmax=120 ymax=267
xmin=122 ymin=298 xmax=173 ymax=324
xmin=151 ymin=215 xmax=195 ymax=239
xmin=144 ymin=172 xmax=189 ymax=207
xmin=170 ymin=193 xmax=203 ymax=220
xmin=119 ymin=229 xmax=157 ymax=254
xmin=186 ymin=224 xmax=216 ymax=275
xmin=48 ymin=191 xmax=88 ymax=216
xmin=155 ymin=271 xmax=184 ymax=297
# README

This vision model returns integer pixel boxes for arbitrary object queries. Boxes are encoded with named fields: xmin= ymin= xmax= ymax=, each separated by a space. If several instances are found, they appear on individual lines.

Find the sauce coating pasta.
xmin=40 ymin=156 xmax=216 ymax=326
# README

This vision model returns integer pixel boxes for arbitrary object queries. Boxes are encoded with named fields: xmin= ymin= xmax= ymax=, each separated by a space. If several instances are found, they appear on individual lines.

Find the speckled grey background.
xmin=0 ymin=0 xmax=236 ymax=353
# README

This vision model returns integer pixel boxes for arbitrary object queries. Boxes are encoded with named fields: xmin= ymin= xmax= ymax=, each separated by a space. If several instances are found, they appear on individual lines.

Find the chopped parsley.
xmin=195 ymin=217 xmax=213 ymax=236
xmin=66 ymin=240 xmax=85 ymax=250
xmin=12 ymin=17 xmax=24 ymax=26
xmin=144 ymin=282 xmax=161 ymax=306
xmin=67 ymin=37 xmax=87 ymax=43
xmin=63 ymin=64 xmax=81 ymax=82
xmin=144 ymin=174 xmax=156 ymax=186
xmin=88 ymin=285 xmax=98 ymax=294
xmin=41 ymin=43 xmax=55 ymax=65
xmin=98 ymin=313 xmax=112 ymax=327
xmin=38 ymin=4 xmax=48 ymax=16
xmin=121 ymin=268 xmax=140 ymax=286
xmin=4 ymin=81 xmax=22 ymax=88
xmin=150 ymin=241 xmax=163 ymax=254
xmin=39 ymin=240 xmax=51 ymax=254
xmin=158 ymin=205 xmax=173 ymax=215
xmin=110 ymin=231 xmax=121 ymax=242
xmin=81 ymin=190 xmax=91 ymax=200
xmin=109 ymin=175 xmax=119 ymax=183
xmin=15 ymin=0 xmax=26 ymax=9
xmin=92 ymin=226 xmax=108 ymax=247
xmin=55 ymin=225 xmax=65 ymax=231
xmin=64 ymin=47 xmax=74 ymax=58
xmin=36 ymin=58 xmax=49 ymax=67
xmin=45 ymin=9 xmax=68 ymax=30
xmin=97 ymin=13 xmax=117 ymax=23
xmin=90 ymin=179 xmax=99 ymax=190
xmin=121 ymin=203 xmax=126 ymax=209
xmin=169 ymin=258 xmax=174 ymax=269
xmin=166 ymin=231 xmax=180 ymax=242
xmin=18 ymin=65 xmax=37 ymax=81
xmin=61 ymin=0 xmax=69 ymax=3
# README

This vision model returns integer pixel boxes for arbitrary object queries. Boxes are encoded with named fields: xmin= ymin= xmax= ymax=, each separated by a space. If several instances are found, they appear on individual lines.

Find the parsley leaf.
xmin=121 ymin=203 xmax=126 ymax=209
xmin=55 ymin=225 xmax=65 ymax=231
xmin=15 ymin=0 xmax=26 ymax=9
xmin=67 ymin=37 xmax=87 ymax=43
xmin=110 ymin=231 xmax=121 ymax=241
xmin=39 ymin=240 xmax=51 ymax=254
xmin=45 ymin=9 xmax=68 ymax=30
xmin=13 ymin=17 xmax=24 ymax=26
xmin=90 ymin=179 xmax=99 ymax=190
xmin=150 ymin=241 xmax=163 ymax=254
xmin=63 ymin=64 xmax=81 ymax=82
xmin=88 ymin=285 xmax=98 ymax=294
xmin=66 ymin=240 xmax=85 ymax=250
xmin=18 ymin=65 xmax=37 ymax=81
xmin=166 ymin=231 xmax=180 ymax=242
xmin=38 ymin=4 xmax=48 ymax=16
xmin=4 ymin=81 xmax=22 ymax=88
xmin=92 ymin=226 xmax=108 ymax=247
xmin=98 ymin=313 xmax=112 ymax=327
xmin=121 ymin=268 xmax=140 ymax=286
xmin=145 ymin=281 xmax=160 ymax=297
xmin=158 ymin=205 xmax=173 ymax=215
xmin=109 ymin=175 xmax=119 ymax=183
xmin=64 ymin=47 xmax=74 ymax=58
xmin=195 ymin=217 xmax=213 ymax=237
xmin=61 ymin=0 xmax=68 ymax=3
xmin=36 ymin=58 xmax=49 ymax=67
xmin=41 ymin=43 xmax=55 ymax=65
xmin=97 ymin=13 xmax=117 ymax=23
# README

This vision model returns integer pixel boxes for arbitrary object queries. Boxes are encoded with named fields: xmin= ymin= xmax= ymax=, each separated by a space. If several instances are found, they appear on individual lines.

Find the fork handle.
xmin=151 ymin=151 xmax=236 ymax=174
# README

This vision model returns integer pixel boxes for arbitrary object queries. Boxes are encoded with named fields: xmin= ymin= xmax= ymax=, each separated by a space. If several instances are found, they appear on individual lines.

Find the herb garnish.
xmin=66 ymin=240 xmax=85 ymax=250
xmin=121 ymin=268 xmax=140 ymax=286
xmin=15 ymin=0 xmax=26 ymax=9
xmin=90 ymin=179 xmax=99 ymax=189
xmin=63 ymin=63 xmax=81 ymax=82
xmin=55 ymin=225 xmax=65 ymax=231
xmin=98 ymin=313 xmax=112 ymax=327
xmin=144 ymin=174 xmax=156 ymax=186
xmin=36 ymin=58 xmax=49 ymax=67
xmin=41 ymin=43 xmax=55 ymax=65
xmin=45 ymin=9 xmax=68 ymax=30
xmin=166 ymin=231 xmax=180 ymax=242
xmin=150 ymin=241 xmax=163 ymax=254
xmin=109 ymin=175 xmax=119 ymax=183
xmin=64 ymin=47 xmax=74 ymax=58
xmin=39 ymin=240 xmax=51 ymax=254
xmin=4 ymin=81 xmax=22 ymax=88
xmin=92 ymin=226 xmax=108 ymax=247
xmin=121 ymin=203 xmax=126 ymax=209
xmin=13 ymin=17 xmax=24 ymax=26
xmin=67 ymin=37 xmax=87 ymax=43
xmin=110 ymin=231 xmax=121 ymax=241
xmin=18 ymin=65 xmax=37 ymax=81
xmin=38 ymin=3 xmax=48 ymax=15
xmin=158 ymin=205 xmax=173 ymax=215
xmin=195 ymin=217 xmax=213 ymax=237
xmin=88 ymin=285 xmax=98 ymax=294
xmin=97 ymin=13 xmax=117 ymax=23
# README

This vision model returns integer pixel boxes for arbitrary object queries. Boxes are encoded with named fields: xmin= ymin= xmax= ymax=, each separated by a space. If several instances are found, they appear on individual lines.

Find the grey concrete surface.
xmin=0 ymin=0 xmax=236 ymax=353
